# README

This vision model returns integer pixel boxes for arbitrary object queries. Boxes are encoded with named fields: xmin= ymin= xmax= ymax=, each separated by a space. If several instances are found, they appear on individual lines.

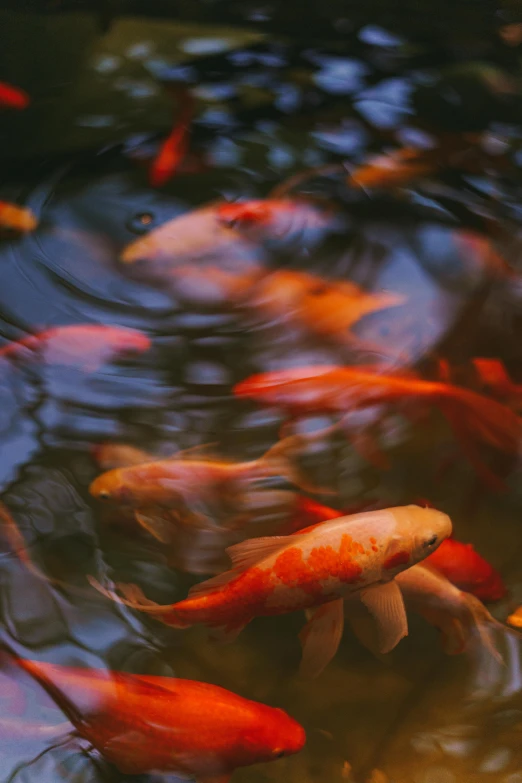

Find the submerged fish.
xmin=120 ymin=198 xmax=345 ymax=275
xmin=346 ymin=563 xmax=514 ymax=662
xmin=234 ymin=365 xmax=522 ymax=490
xmin=89 ymin=438 xmax=313 ymax=540
xmin=240 ymin=269 xmax=405 ymax=349
xmin=8 ymin=656 xmax=304 ymax=779
xmin=426 ymin=536 xmax=507 ymax=601
xmin=0 ymin=324 xmax=151 ymax=372
xmin=92 ymin=505 xmax=452 ymax=677
xmin=287 ymin=498 xmax=506 ymax=602
xmin=0 ymin=81 xmax=29 ymax=110
xmin=149 ymin=88 xmax=194 ymax=188
xmin=0 ymin=201 xmax=38 ymax=233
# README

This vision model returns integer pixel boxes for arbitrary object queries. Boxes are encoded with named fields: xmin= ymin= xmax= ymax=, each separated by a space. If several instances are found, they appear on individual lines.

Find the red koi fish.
xmin=0 ymin=201 xmax=38 ymax=233
xmin=288 ymin=498 xmax=506 ymax=602
xmin=425 ymin=537 xmax=507 ymax=601
xmin=149 ymin=88 xmax=195 ymax=188
xmin=234 ymin=365 xmax=522 ymax=491
xmin=0 ymin=324 xmax=151 ymax=372
xmin=8 ymin=656 xmax=304 ymax=779
xmin=347 ymin=564 xmax=514 ymax=661
xmin=93 ymin=505 xmax=452 ymax=678
xmin=0 ymin=82 xmax=30 ymax=110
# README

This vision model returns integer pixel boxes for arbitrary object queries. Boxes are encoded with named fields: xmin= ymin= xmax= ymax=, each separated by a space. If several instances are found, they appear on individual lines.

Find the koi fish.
xmin=120 ymin=203 xmax=263 ymax=283
xmin=149 ymin=88 xmax=194 ymax=188
xmin=92 ymin=505 xmax=452 ymax=678
xmin=347 ymin=135 xmax=497 ymax=191
xmin=425 ymin=537 xmax=507 ymax=601
xmin=120 ymin=198 xmax=345 ymax=272
xmin=287 ymin=498 xmax=506 ymax=602
xmin=7 ymin=655 xmax=305 ymax=779
xmin=346 ymin=564 xmax=514 ymax=662
xmin=89 ymin=438 xmax=313 ymax=541
xmin=0 ymin=81 xmax=29 ymax=110
xmin=240 ymin=269 xmax=405 ymax=348
xmin=0 ymin=324 xmax=151 ymax=372
xmin=234 ymin=365 xmax=522 ymax=490
xmin=0 ymin=201 xmax=38 ymax=233
xmin=348 ymin=147 xmax=437 ymax=190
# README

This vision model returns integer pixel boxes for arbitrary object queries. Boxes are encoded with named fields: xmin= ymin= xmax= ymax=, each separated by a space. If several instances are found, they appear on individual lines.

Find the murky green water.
xmin=0 ymin=3 xmax=522 ymax=782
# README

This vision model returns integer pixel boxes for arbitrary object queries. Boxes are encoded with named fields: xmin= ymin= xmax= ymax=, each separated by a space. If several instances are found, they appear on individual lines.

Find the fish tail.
xmin=461 ymin=592 xmax=506 ymax=663
xmin=437 ymin=387 xmax=521 ymax=489
xmin=87 ymin=577 xmax=192 ymax=628
xmin=260 ymin=434 xmax=336 ymax=496
xmin=440 ymin=387 xmax=522 ymax=454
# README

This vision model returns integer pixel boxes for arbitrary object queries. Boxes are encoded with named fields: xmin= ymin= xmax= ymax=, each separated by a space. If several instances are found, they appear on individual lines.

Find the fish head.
xmin=386 ymin=505 xmax=452 ymax=573
xmin=89 ymin=469 xmax=136 ymax=505
xmin=234 ymin=705 xmax=305 ymax=768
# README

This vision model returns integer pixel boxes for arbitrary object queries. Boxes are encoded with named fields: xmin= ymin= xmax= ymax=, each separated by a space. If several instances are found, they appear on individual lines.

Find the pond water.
xmin=0 ymin=2 xmax=522 ymax=782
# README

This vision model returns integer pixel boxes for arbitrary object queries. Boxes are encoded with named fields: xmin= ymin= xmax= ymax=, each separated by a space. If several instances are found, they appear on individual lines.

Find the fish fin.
xmin=165 ymin=442 xmax=220 ymax=461
xmin=208 ymin=619 xmax=249 ymax=644
xmin=92 ymin=443 xmax=154 ymax=469
xmin=261 ymin=434 xmax=336 ymax=496
xmin=463 ymin=593 xmax=505 ymax=663
xmin=298 ymin=598 xmax=344 ymax=679
xmin=359 ymin=580 xmax=408 ymax=654
xmin=187 ymin=569 xmax=242 ymax=597
xmin=225 ymin=535 xmax=293 ymax=570
xmin=344 ymin=595 xmax=383 ymax=657
xmin=135 ymin=510 xmax=175 ymax=543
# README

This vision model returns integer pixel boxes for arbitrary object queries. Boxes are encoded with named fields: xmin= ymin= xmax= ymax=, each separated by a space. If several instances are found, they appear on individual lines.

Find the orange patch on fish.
xmin=383 ymin=551 xmax=410 ymax=570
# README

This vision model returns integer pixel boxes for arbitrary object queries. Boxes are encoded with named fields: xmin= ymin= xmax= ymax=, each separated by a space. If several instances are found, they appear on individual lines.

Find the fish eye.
xmin=97 ymin=490 xmax=111 ymax=501
xmin=424 ymin=534 xmax=438 ymax=548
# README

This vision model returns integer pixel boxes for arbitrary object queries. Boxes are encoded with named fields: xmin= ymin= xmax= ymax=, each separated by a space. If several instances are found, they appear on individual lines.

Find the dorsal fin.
xmin=188 ymin=569 xmax=242 ymax=597
xmin=225 ymin=535 xmax=292 ymax=570
xmin=164 ymin=442 xmax=221 ymax=462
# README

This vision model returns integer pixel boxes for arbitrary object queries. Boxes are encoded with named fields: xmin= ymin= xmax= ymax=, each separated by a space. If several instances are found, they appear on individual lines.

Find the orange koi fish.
xmin=7 ymin=655 xmax=304 ymax=779
xmin=0 ymin=82 xmax=30 ymax=110
xmin=0 ymin=324 xmax=151 ymax=372
xmin=89 ymin=438 xmax=312 ymax=541
xmin=234 ymin=365 xmax=522 ymax=490
xmin=0 ymin=201 xmax=38 ymax=233
xmin=240 ymin=269 xmax=405 ymax=348
xmin=149 ymin=88 xmax=194 ymax=188
xmin=93 ymin=505 xmax=452 ymax=677
xmin=346 ymin=564 xmax=515 ymax=662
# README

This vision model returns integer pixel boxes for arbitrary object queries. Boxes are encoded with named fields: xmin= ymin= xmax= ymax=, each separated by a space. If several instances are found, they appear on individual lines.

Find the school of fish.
xmin=1 ymin=67 xmax=521 ymax=783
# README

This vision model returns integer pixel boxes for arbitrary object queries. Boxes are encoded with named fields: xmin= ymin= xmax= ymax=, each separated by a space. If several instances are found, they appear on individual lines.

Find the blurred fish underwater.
xmin=0 ymin=1 xmax=522 ymax=782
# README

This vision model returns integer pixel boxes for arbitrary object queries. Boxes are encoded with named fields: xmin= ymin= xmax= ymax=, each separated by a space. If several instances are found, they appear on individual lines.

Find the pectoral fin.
xmin=359 ymin=580 xmax=408 ymax=654
xmin=298 ymin=598 xmax=344 ymax=679
xmin=135 ymin=510 xmax=175 ymax=543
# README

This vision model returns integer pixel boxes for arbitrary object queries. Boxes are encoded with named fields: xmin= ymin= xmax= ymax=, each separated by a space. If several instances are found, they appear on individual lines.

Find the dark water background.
xmin=1 ymin=1 xmax=522 ymax=781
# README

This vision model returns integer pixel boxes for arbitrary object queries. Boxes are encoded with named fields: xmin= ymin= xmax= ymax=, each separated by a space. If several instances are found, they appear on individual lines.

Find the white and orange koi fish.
xmin=92 ymin=505 xmax=452 ymax=678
